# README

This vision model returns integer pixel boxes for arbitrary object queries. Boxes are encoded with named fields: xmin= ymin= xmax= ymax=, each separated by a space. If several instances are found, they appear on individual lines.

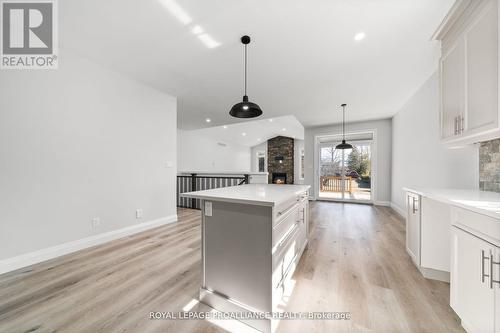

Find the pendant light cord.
xmin=342 ymin=105 xmax=346 ymax=142
xmin=244 ymin=44 xmax=247 ymax=96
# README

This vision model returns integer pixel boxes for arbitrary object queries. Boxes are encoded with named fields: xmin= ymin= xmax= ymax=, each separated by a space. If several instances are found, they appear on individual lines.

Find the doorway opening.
xmin=316 ymin=132 xmax=374 ymax=203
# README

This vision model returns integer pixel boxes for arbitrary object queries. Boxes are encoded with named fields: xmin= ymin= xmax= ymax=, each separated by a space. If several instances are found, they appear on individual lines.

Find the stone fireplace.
xmin=267 ymin=136 xmax=294 ymax=184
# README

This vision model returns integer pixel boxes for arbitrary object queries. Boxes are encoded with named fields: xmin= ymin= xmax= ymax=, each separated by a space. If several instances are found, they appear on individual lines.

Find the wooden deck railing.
xmin=320 ymin=176 xmax=352 ymax=193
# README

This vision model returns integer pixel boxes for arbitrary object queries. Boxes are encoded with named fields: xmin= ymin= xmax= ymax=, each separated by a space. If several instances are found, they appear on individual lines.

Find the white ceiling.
xmin=181 ymin=115 xmax=304 ymax=147
xmin=61 ymin=0 xmax=454 ymax=129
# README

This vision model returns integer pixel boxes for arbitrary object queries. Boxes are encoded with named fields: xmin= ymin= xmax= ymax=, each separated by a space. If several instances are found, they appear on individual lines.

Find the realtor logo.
xmin=1 ymin=0 xmax=58 ymax=69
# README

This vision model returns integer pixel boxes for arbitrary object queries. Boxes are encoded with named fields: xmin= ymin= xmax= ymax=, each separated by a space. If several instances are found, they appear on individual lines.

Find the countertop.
xmin=178 ymin=171 xmax=268 ymax=175
xmin=181 ymin=184 xmax=310 ymax=207
xmin=403 ymin=187 xmax=500 ymax=219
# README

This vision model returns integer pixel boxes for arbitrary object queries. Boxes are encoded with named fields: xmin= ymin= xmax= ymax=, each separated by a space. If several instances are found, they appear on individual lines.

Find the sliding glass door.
xmin=318 ymin=140 xmax=372 ymax=202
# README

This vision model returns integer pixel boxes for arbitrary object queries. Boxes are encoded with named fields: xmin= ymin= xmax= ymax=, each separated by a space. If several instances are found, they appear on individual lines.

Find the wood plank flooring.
xmin=0 ymin=202 xmax=464 ymax=333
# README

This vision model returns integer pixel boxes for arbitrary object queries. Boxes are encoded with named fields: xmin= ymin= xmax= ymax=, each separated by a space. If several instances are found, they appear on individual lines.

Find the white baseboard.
xmin=374 ymin=201 xmax=390 ymax=206
xmin=390 ymin=202 xmax=406 ymax=217
xmin=0 ymin=214 xmax=177 ymax=275
xmin=419 ymin=266 xmax=450 ymax=283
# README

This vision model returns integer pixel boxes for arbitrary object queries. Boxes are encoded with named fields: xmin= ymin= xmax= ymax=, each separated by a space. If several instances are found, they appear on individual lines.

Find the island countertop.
xmin=181 ymin=184 xmax=310 ymax=207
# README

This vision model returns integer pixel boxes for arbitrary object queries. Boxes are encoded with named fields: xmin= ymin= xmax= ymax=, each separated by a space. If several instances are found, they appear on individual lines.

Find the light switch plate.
xmin=204 ymin=201 xmax=212 ymax=217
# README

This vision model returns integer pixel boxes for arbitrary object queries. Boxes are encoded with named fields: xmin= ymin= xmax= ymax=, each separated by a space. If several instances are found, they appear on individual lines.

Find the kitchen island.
xmin=182 ymin=184 xmax=310 ymax=333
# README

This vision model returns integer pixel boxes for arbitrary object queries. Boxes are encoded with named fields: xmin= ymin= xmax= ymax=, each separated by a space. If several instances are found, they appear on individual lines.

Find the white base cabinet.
xmin=406 ymin=192 xmax=421 ymax=266
xmin=405 ymin=191 xmax=451 ymax=281
xmin=451 ymin=206 xmax=500 ymax=333
xmin=451 ymin=226 xmax=498 ymax=333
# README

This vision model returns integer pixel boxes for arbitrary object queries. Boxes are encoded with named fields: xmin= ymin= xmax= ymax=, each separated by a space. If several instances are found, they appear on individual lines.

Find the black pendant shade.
xmin=229 ymin=35 xmax=263 ymax=118
xmin=336 ymin=104 xmax=353 ymax=150
xmin=336 ymin=140 xmax=353 ymax=150
xmin=229 ymin=95 xmax=263 ymax=118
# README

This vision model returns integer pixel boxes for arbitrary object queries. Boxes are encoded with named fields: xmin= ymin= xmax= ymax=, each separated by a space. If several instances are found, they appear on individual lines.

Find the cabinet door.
xmin=296 ymin=199 xmax=308 ymax=252
xmin=441 ymin=39 xmax=466 ymax=139
xmin=451 ymin=227 xmax=495 ymax=333
xmin=496 ymin=247 xmax=500 ymax=333
xmin=406 ymin=193 xmax=420 ymax=266
xmin=466 ymin=2 xmax=498 ymax=132
xmin=420 ymin=198 xmax=450 ymax=272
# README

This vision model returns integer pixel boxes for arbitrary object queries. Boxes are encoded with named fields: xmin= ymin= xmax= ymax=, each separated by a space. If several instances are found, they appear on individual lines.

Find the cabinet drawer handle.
xmin=278 ymin=203 xmax=297 ymax=217
xmin=278 ymin=225 xmax=299 ymax=248
xmin=490 ymin=252 xmax=500 ymax=289
xmin=412 ymin=197 xmax=418 ymax=213
xmin=482 ymin=250 xmax=489 ymax=284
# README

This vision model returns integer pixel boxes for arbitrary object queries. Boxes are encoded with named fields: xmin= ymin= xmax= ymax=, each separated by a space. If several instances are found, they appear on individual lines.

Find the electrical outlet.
xmin=91 ymin=217 xmax=100 ymax=229
xmin=136 ymin=209 xmax=143 ymax=219
xmin=204 ymin=202 xmax=212 ymax=217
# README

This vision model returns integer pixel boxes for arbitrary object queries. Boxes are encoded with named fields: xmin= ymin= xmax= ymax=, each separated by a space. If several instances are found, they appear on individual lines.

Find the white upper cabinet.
xmin=441 ymin=39 xmax=466 ymax=139
xmin=434 ymin=0 xmax=500 ymax=147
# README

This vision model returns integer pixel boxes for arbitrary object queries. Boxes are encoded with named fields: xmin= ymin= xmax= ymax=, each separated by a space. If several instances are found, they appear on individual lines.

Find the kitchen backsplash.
xmin=480 ymin=138 xmax=500 ymax=192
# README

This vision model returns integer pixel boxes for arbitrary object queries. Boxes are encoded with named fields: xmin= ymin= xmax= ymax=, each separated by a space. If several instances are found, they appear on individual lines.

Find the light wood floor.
xmin=0 ymin=202 xmax=464 ymax=333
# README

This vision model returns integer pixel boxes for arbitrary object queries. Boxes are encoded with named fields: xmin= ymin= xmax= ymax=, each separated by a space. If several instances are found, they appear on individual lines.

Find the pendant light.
xmin=229 ymin=35 xmax=263 ymax=118
xmin=336 ymin=103 xmax=353 ymax=150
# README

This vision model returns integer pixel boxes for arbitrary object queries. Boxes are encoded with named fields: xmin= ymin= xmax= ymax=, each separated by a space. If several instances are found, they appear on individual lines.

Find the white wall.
xmin=0 ymin=49 xmax=177 ymax=261
xmin=304 ymin=119 xmax=392 ymax=204
xmin=391 ymin=72 xmax=479 ymax=213
xmin=251 ymin=142 xmax=267 ymax=172
xmin=178 ymin=130 xmax=251 ymax=172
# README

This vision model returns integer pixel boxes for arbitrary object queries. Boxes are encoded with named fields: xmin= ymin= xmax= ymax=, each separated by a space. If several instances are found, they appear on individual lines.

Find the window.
xmin=257 ymin=152 xmax=266 ymax=172
xmin=300 ymin=149 xmax=305 ymax=179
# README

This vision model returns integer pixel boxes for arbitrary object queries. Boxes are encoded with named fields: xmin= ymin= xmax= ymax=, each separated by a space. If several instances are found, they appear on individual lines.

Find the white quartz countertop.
xmin=178 ymin=171 xmax=268 ymax=175
xmin=181 ymin=184 xmax=310 ymax=207
xmin=403 ymin=187 xmax=500 ymax=219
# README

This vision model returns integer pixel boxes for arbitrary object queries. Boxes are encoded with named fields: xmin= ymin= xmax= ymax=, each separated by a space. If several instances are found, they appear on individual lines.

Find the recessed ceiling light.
xmin=282 ymin=128 xmax=286 ymax=131
xmin=269 ymin=119 xmax=273 ymax=122
xmin=192 ymin=25 xmax=203 ymax=35
xmin=158 ymin=0 xmax=192 ymax=25
xmin=223 ymin=125 xmax=228 ymax=129
xmin=198 ymin=33 xmax=221 ymax=48
xmin=354 ymin=32 xmax=366 ymax=41
xmin=206 ymin=118 xmax=211 ymax=123
xmin=257 ymin=138 xmax=261 ymax=141
xmin=242 ymin=132 xmax=246 ymax=136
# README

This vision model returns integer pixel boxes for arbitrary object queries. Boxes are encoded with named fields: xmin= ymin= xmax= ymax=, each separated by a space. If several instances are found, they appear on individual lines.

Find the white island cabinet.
xmin=182 ymin=184 xmax=310 ymax=333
